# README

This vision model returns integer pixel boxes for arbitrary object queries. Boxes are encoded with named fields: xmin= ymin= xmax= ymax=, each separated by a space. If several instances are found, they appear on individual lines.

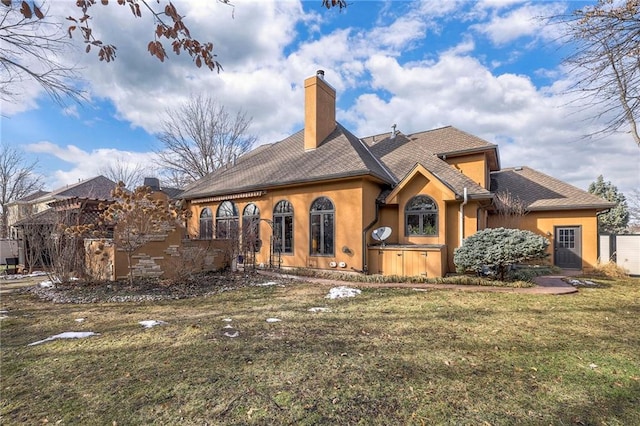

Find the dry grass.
xmin=591 ymin=260 xmax=630 ymax=279
xmin=1 ymin=275 xmax=639 ymax=425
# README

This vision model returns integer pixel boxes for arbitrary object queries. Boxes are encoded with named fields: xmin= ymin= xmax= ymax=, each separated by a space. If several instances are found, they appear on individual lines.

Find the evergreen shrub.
xmin=454 ymin=227 xmax=549 ymax=280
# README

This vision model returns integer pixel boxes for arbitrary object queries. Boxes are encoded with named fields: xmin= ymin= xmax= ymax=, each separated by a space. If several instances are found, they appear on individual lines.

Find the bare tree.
xmin=0 ymin=143 xmax=43 ymax=238
xmin=0 ymin=2 xmax=83 ymax=104
xmin=493 ymin=190 xmax=528 ymax=229
xmin=552 ymin=0 xmax=639 ymax=146
xmin=3 ymin=1 xmax=337 ymax=105
xmin=156 ymin=96 xmax=257 ymax=184
xmin=99 ymin=156 xmax=151 ymax=189
xmin=100 ymin=182 xmax=180 ymax=284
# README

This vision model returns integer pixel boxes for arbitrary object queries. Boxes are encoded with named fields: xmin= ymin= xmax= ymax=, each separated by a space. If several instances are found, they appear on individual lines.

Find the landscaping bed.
xmin=22 ymin=271 xmax=294 ymax=304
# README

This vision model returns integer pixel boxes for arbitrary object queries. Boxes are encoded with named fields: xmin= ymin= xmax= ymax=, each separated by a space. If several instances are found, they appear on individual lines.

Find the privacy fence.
xmin=599 ymin=234 xmax=640 ymax=276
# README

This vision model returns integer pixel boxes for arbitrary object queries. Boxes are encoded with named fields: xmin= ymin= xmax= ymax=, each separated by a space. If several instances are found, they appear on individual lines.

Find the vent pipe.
xmin=390 ymin=124 xmax=397 ymax=139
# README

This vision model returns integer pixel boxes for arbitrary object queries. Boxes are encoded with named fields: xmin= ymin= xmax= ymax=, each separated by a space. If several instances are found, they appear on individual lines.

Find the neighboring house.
xmin=8 ymin=176 xmax=118 ymax=268
xmin=194 ymin=72 xmax=615 ymax=276
xmin=6 ymin=176 xmax=117 ymax=234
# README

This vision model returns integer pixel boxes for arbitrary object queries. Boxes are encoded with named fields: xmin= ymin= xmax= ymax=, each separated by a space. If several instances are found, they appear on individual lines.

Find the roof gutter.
xmin=459 ymin=187 xmax=468 ymax=247
xmin=359 ymin=200 xmax=381 ymax=274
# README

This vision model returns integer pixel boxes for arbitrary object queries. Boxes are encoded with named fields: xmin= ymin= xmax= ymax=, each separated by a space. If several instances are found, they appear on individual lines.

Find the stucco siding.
xmin=489 ymin=209 xmax=600 ymax=270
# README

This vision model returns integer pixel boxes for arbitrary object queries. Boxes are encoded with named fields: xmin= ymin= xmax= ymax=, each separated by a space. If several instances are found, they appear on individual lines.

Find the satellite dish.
xmin=372 ymin=226 xmax=392 ymax=246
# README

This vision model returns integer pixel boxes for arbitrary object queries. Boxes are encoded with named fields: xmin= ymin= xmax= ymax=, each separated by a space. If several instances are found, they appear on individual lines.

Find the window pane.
xmin=284 ymin=215 xmax=293 ymax=253
xmin=199 ymin=208 xmax=213 ymax=239
xmin=311 ymin=197 xmax=334 ymax=212
xmin=323 ymin=214 xmax=334 ymax=255
xmin=273 ymin=217 xmax=283 ymax=252
xmin=406 ymin=196 xmax=436 ymax=212
xmin=217 ymin=201 xmax=238 ymax=218
xmin=310 ymin=214 xmax=321 ymax=255
xmin=407 ymin=214 xmax=420 ymax=235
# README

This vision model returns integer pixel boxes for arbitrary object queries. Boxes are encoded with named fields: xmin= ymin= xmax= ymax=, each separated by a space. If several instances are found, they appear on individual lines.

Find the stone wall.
xmin=85 ymin=235 xmax=230 ymax=282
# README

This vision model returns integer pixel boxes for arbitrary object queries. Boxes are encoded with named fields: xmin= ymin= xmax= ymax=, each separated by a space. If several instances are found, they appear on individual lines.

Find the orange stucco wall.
xmin=445 ymin=153 xmax=488 ymax=189
xmin=188 ymin=177 xmax=380 ymax=273
xmin=488 ymin=209 xmax=601 ymax=270
xmin=370 ymin=172 xmax=486 ymax=275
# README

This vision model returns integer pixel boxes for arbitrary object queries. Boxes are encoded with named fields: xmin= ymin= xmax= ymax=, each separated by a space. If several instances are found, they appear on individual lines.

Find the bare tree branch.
xmin=0 ymin=143 xmax=44 ymax=238
xmin=98 ymin=155 xmax=152 ymax=189
xmin=550 ymin=0 xmax=640 ymax=146
xmin=0 ymin=3 xmax=84 ymax=105
xmin=156 ymin=96 xmax=257 ymax=185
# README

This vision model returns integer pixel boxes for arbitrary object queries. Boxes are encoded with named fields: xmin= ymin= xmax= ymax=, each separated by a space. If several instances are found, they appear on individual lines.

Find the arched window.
xmin=273 ymin=200 xmax=293 ymax=254
xmin=216 ymin=201 xmax=239 ymax=239
xmin=310 ymin=197 xmax=334 ymax=256
xmin=199 ymin=208 xmax=213 ymax=240
xmin=405 ymin=195 xmax=438 ymax=236
xmin=243 ymin=203 xmax=261 ymax=252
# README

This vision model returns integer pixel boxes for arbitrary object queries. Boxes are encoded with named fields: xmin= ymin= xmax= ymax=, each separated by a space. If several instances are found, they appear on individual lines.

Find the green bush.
xmin=454 ymin=228 xmax=549 ymax=280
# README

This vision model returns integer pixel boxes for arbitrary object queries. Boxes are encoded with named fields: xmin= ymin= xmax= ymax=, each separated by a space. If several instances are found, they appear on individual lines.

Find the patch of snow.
xmin=266 ymin=318 xmax=281 ymax=323
xmin=223 ymin=324 xmax=234 ymax=329
xmin=28 ymin=271 xmax=48 ymax=277
xmin=28 ymin=331 xmax=100 ymax=346
xmin=224 ymin=331 xmax=239 ymax=338
xmin=325 ymin=286 xmax=361 ymax=299
xmin=38 ymin=280 xmax=56 ymax=288
xmin=257 ymin=281 xmax=279 ymax=287
xmin=75 ymin=318 xmax=85 ymax=323
xmin=589 ymin=363 xmax=598 ymax=369
xmin=569 ymin=279 xmax=599 ymax=287
xmin=308 ymin=307 xmax=331 ymax=313
xmin=223 ymin=318 xmax=233 ymax=322
xmin=139 ymin=320 xmax=167 ymax=328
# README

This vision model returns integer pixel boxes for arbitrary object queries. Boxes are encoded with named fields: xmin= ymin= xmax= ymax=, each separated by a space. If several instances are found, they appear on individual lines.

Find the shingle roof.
xmin=364 ymin=130 xmax=492 ymax=198
xmin=182 ymin=124 xmax=395 ymax=199
xmin=31 ymin=175 xmax=118 ymax=203
xmin=490 ymin=167 xmax=615 ymax=211
xmin=14 ymin=190 xmax=50 ymax=203
xmin=363 ymin=126 xmax=497 ymax=157
xmin=161 ymin=187 xmax=184 ymax=200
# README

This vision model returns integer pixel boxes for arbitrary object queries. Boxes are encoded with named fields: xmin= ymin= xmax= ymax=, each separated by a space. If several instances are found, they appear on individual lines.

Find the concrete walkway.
xmin=258 ymin=271 xmax=579 ymax=295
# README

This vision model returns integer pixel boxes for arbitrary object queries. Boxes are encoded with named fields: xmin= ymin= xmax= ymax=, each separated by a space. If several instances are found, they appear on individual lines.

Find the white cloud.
xmin=26 ymin=142 xmax=157 ymax=189
xmin=344 ymin=51 xmax=640 ymax=195
xmin=62 ymin=105 xmax=80 ymax=118
xmin=472 ymin=3 xmax=565 ymax=45
xmin=4 ymin=0 xmax=639 ymax=198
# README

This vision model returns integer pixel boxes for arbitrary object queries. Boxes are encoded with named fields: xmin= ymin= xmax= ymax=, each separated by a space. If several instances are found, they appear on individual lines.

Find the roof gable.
xmin=182 ymin=123 xmax=395 ymax=199
xmin=491 ymin=167 xmax=615 ymax=211
xmin=30 ymin=175 xmax=118 ymax=204
xmin=384 ymin=156 xmax=491 ymax=204
xmin=384 ymin=163 xmax=456 ymax=205
xmin=364 ymin=126 xmax=499 ymax=182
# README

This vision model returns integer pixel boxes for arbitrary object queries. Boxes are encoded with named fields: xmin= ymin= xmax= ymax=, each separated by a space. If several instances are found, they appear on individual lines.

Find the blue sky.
xmin=2 ymin=0 xmax=638 ymax=196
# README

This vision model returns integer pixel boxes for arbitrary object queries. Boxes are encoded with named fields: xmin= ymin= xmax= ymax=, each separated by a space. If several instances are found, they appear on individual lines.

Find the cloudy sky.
xmin=2 ymin=0 xmax=638 ymax=196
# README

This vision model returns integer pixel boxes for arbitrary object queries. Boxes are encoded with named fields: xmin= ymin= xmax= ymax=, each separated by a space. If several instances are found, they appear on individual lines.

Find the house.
xmin=6 ymin=176 xmax=117 ymax=235
xmin=179 ymin=70 xmax=614 ymax=277
xmin=8 ymin=176 xmax=118 ymax=269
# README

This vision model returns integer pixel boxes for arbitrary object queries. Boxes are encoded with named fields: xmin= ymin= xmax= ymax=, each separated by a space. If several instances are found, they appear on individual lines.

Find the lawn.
xmin=1 ymin=276 xmax=639 ymax=425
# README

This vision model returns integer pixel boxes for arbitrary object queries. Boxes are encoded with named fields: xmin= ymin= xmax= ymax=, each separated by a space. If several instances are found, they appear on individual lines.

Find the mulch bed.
xmin=22 ymin=271 xmax=291 ymax=304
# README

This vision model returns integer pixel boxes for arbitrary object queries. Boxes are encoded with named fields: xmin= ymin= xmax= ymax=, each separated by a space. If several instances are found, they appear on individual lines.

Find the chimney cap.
xmin=316 ymin=69 xmax=325 ymax=79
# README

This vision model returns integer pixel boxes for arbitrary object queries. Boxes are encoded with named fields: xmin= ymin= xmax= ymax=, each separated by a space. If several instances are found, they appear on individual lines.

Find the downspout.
xmin=360 ymin=200 xmax=381 ymax=274
xmin=459 ymin=187 xmax=468 ymax=247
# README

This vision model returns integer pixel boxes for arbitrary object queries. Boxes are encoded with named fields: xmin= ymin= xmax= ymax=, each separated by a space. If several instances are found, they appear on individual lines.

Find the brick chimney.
xmin=304 ymin=70 xmax=336 ymax=151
